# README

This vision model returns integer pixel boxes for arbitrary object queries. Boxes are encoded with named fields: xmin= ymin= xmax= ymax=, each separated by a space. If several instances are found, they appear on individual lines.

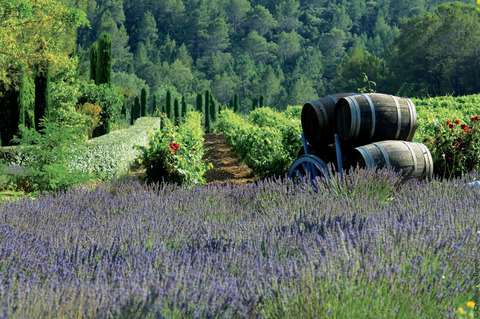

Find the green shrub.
xmin=77 ymin=81 xmax=124 ymax=136
xmin=423 ymin=116 xmax=480 ymax=178
xmin=218 ymin=108 xmax=301 ymax=177
xmin=71 ymin=117 xmax=161 ymax=180
xmin=138 ymin=112 xmax=211 ymax=185
xmin=1 ymin=120 xmax=94 ymax=193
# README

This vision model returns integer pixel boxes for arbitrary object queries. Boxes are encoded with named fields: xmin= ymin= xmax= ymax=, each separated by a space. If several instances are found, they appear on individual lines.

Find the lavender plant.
xmin=0 ymin=169 xmax=477 ymax=318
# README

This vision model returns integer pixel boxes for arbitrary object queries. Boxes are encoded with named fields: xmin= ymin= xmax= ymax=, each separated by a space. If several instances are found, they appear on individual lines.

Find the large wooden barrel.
xmin=301 ymin=93 xmax=357 ymax=146
xmin=334 ymin=93 xmax=417 ymax=146
xmin=349 ymin=141 xmax=433 ymax=181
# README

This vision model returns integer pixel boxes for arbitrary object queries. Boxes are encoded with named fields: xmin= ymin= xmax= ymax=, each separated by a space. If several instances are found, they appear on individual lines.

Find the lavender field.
xmin=0 ymin=169 xmax=478 ymax=318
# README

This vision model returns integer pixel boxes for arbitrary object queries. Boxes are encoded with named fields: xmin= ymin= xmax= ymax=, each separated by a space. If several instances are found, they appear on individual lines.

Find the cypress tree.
xmin=141 ymin=87 xmax=148 ymax=117
xmin=130 ymin=101 xmax=135 ymax=125
xmin=96 ymin=32 xmax=112 ymax=86
xmin=259 ymin=95 xmax=264 ymax=108
xmin=234 ymin=93 xmax=239 ymax=113
xmin=133 ymin=97 xmax=140 ymax=123
xmin=205 ymin=90 xmax=211 ymax=132
xmin=34 ymin=68 xmax=51 ymax=132
xmin=166 ymin=90 xmax=173 ymax=123
xmin=252 ymin=97 xmax=258 ymax=110
xmin=196 ymin=93 xmax=203 ymax=113
xmin=210 ymin=95 xmax=217 ymax=128
xmin=152 ymin=95 xmax=159 ymax=115
xmin=19 ymin=74 xmax=34 ymax=128
xmin=181 ymin=96 xmax=187 ymax=118
xmin=174 ymin=98 xmax=180 ymax=125
xmin=89 ymin=42 xmax=97 ymax=82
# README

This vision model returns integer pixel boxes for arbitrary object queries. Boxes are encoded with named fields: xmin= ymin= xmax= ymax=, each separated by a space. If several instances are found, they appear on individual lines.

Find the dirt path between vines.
xmin=203 ymin=133 xmax=258 ymax=184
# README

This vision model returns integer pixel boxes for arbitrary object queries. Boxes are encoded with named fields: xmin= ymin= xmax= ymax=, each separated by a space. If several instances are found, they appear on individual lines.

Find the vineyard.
xmin=0 ymin=93 xmax=479 ymax=318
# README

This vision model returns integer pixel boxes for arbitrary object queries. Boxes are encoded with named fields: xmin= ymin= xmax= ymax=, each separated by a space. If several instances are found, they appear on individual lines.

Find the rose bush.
xmin=423 ymin=115 xmax=480 ymax=178
xmin=138 ymin=112 xmax=212 ymax=185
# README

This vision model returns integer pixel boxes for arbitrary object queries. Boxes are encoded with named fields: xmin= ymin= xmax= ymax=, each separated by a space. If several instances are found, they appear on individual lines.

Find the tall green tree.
xmin=152 ymin=94 xmax=159 ymax=115
xmin=389 ymin=2 xmax=480 ymax=96
xmin=205 ymin=90 xmax=211 ymax=132
xmin=89 ymin=42 xmax=98 ymax=82
xmin=141 ymin=86 xmax=148 ymax=116
xmin=174 ymin=97 xmax=180 ymax=125
xmin=96 ymin=32 xmax=113 ymax=86
xmin=233 ymin=92 xmax=239 ymax=113
xmin=166 ymin=90 xmax=173 ymax=123
xmin=181 ymin=95 xmax=187 ymax=118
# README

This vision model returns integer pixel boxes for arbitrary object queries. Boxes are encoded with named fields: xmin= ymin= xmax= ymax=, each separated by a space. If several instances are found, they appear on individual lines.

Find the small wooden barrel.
xmin=301 ymin=93 xmax=357 ymax=146
xmin=334 ymin=93 xmax=417 ymax=146
xmin=349 ymin=140 xmax=433 ymax=181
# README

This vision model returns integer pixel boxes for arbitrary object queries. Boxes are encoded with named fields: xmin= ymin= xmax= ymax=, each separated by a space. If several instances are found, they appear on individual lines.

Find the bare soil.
xmin=203 ymin=133 xmax=258 ymax=185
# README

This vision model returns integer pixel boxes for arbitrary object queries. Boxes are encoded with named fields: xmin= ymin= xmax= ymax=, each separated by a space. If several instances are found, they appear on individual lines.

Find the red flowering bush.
xmin=138 ymin=112 xmax=212 ymax=185
xmin=423 ymin=115 xmax=480 ymax=178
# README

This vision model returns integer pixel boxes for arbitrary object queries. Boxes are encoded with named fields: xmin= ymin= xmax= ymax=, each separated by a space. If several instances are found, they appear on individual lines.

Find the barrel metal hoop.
xmin=393 ymin=96 xmax=402 ymax=140
xmin=373 ymin=142 xmax=391 ymax=168
xmin=356 ymin=146 xmax=375 ymax=168
xmin=418 ymin=143 xmax=432 ymax=179
xmin=402 ymin=141 xmax=418 ymax=177
xmin=351 ymin=96 xmax=362 ymax=140
xmin=364 ymin=94 xmax=376 ymax=139
xmin=405 ymin=98 xmax=417 ymax=141
xmin=327 ymin=95 xmax=338 ymax=104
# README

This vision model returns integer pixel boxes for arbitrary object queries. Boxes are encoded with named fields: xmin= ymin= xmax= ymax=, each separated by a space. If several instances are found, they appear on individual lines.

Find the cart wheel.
xmin=288 ymin=154 xmax=330 ymax=187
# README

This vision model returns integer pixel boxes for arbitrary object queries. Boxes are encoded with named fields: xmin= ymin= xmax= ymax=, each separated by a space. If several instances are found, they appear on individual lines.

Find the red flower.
xmin=449 ymin=123 xmax=454 ymax=129
xmin=463 ymin=125 xmax=470 ymax=132
xmin=457 ymin=138 xmax=462 ymax=142
xmin=461 ymin=124 xmax=466 ymax=129
xmin=473 ymin=115 xmax=480 ymax=121
xmin=476 ymin=115 xmax=479 ymax=121
xmin=446 ymin=120 xmax=451 ymax=125
xmin=193 ymin=148 xmax=197 ymax=151
xmin=454 ymin=119 xmax=461 ymax=125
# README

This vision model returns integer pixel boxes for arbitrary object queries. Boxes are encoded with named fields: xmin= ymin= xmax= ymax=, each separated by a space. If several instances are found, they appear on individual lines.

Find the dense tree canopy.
xmin=0 ymin=0 xmax=88 ymax=89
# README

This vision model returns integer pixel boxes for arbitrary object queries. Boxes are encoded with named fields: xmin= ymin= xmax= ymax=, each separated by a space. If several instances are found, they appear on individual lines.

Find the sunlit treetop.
xmin=0 ymin=0 xmax=89 ymax=89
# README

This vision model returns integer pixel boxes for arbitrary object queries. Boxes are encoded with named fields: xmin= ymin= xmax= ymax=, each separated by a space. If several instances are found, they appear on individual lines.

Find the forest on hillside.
xmin=75 ymin=0 xmax=478 ymax=110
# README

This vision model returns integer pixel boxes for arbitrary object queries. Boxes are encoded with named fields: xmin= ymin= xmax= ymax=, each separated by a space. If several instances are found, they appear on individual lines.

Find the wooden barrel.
xmin=349 ymin=141 xmax=433 ymax=181
xmin=334 ymin=93 xmax=417 ymax=146
xmin=301 ymin=93 xmax=357 ymax=146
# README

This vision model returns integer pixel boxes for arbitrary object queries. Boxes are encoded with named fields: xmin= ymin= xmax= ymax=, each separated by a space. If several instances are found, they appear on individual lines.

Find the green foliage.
xmin=140 ymin=86 xmax=148 ymax=117
xmin=89 ymin=42 xmax=98 ymax=82
xmin=138 ymin=112 xmax=211 ymax=185
xmin=152 ymin=95 xmax=159 ymax=115
xmin=2 ymin=119 xmax=94 ymax=193
xmin=233 ymin=92 xmax=239 ymax=113
xmin=72 ymin=117 xmax=161 ymax=180
xmin=166 ymin=90 xmax=173 ymax=123
xmin=96 ymin=32 xmax=113 ymax=86
xmin=423 ymin=116 xmax=480 ymax=179
xmin=205 ymin=90 xmax=211 ymax=133
xmin=174 ymin=98 xmax=180 ymax=125
xmin=390 ymin=2 xmax=480 ymax=97
xmin=181 ymin=96 xmax=187 ymax=119
xmin=218 ymin=108 xmax=302 ymax=177
xmin=77 ymin=80 xmax=124 ymax=136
